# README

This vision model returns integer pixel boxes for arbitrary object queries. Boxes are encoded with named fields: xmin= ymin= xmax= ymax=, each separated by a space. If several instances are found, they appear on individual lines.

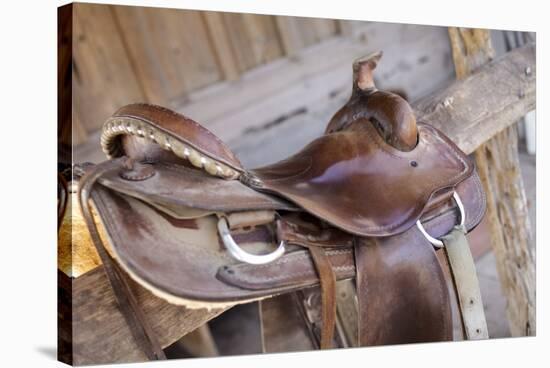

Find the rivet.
xmin=525 ymin=66 xmax=532 ymax=76
xmin=410 ymin=160 xmax=418 ymax=167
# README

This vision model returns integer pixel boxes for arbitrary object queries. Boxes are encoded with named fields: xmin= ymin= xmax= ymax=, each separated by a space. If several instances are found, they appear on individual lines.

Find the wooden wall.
xmin=71 ymin=3 xmax=343 ymax=145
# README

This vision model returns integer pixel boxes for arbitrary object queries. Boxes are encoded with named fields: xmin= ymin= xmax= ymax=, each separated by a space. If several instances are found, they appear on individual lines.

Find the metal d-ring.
xmin=217 ymin=217 xmax=285 ymax=265
xmin=416 ymin=191 xmax=466 ymax=248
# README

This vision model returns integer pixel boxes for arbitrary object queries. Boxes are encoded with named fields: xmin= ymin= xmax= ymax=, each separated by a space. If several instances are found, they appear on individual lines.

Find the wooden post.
xmin=448 ymin=28 xmax=535 ymax=336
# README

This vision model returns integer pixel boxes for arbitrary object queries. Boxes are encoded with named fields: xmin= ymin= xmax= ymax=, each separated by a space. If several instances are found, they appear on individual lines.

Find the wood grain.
xmin=70 ymin=5 xmax=362 ymax=144
xmin=296 ymin=17 xmax=339 ymax=48
xmin=202 ymin=11 xmax=240 ymax=81
xmin=446 ymin=28 xmax=535 ymax=336
xmin=112 ymin=5 xmax=221 ymax=106
xmin=414 ymin=44 xmax=535 ymax=155
xmin=73 ymin=3 xmax=145 ymax=134
xmin=70 ymin=266 xmax=227 ymax=365
xmin=276 ymin=16 xmax=338 ymax=57
xmin=223 ymin=13 xmax=283 ymax=72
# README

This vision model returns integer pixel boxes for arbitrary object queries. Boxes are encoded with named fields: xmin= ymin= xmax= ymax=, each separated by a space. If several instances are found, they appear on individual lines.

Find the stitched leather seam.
xmin=230 ymin=264 xmax=355 ymax=283
xmin=227 ymin=248 xmax=352 ymax=272
xmin=121 ymin=103 xmax=239 ymax=166
xmin=225 ymin=249 xmax=353 ymax=283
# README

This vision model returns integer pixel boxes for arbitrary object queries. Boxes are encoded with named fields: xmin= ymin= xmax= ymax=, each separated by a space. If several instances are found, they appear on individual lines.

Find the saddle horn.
xmin=352 ymin=50 xmax=382 ymax=91
xmin=327 ymin=51 xmax=419 ymax=152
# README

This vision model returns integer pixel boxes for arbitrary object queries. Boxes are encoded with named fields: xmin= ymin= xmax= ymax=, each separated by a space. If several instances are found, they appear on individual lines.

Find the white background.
xmin=0 ymin=0 xmax=546 ymax=367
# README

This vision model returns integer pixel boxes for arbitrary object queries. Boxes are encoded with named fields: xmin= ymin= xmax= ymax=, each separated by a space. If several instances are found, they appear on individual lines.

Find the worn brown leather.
xmin=251 ymin=120 xmax=472 ymax=237
xmin=355 ymin=234 xmax=452 ymax=346
xmin=78 ymin=51 xmax=487 ymax=357
xmin=97 ymin=161 xmax=297 ymax=214
xmin=83 ymin=168 xmax=484 ymax=301
xmin=218 ymin=171 xmax=484 ymax=291
xmin=106 ymin=103 xmax=244 ymax=172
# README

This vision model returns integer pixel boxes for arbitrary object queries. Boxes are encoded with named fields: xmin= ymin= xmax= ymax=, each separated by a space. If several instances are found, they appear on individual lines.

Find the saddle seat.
xmin=250 ymin=118 xmax=472 ymax=236
xmin=102 ymin=104 xmax=473 ymax=238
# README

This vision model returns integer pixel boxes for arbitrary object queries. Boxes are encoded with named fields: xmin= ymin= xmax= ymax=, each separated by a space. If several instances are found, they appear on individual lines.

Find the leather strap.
xmin=354 ymin=229 xmax=453 ymax=346
xmin=308 ymin=247 xmax=337 ymax=349
xmin=78 ymin=159 xmax=167 ymax=360
xmin=442 ymin=226 xmax=489 ymax=340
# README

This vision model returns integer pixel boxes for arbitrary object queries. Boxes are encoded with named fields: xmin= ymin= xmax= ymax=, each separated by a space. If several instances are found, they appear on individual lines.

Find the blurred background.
xmin=59 ymin=2 xmax=535 ymax=358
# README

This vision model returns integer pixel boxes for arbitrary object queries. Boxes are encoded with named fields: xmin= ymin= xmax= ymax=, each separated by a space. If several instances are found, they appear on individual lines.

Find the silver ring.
xmin=217 ymin=217 xmax=285 ymax=264
xmin=416 ymin=192 xmax=465 ymax=248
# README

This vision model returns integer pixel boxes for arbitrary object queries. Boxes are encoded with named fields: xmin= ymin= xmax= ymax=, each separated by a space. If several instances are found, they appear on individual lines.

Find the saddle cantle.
xmin=77 ymin=51 xmax=487 ymax=358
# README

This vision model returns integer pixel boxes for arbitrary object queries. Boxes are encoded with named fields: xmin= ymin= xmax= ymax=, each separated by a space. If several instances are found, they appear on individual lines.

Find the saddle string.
xmin=77 ymin=158 xmax=167 ymax=360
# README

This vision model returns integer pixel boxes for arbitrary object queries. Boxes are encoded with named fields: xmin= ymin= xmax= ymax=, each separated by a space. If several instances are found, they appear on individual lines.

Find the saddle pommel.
xmin=327 ymin=51 xmax=418 ymax=152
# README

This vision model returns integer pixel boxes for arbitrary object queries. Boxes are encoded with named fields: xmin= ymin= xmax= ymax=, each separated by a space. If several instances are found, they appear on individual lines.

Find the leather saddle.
xmin=77 ymin=51 xmax=488 ymax=359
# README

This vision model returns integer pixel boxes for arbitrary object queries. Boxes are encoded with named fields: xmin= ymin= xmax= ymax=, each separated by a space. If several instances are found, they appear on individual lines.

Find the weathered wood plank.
xmin=72 ymin=3 xmax=145 ymax=134
xmin=276 ymin=16 xmax=338 ymax=57
xmin=297 ymin=17 xmax=339 ymax=47
xmin=474 ymin=127 xmax=536 ymax=335
xmin=175 ymin=324 xmax=219 ymax=357
xmin=446 ymin=28 xmax=535 ymax=336
xmin=338 ymin=20 xmax=369 ymax=38
xmin=112 ymin=5 xmax=220 ymax=106
xmin=275 ymin=16 xmax=303 ymax=58
xmin=414 ymin=44 xmax=535 ymax=155
xmin=202 ymin=11 xmax=240 ymax=81
xmin=260 ymin=293 xmax=316 ymax=353
xmin=223 ymin=13 xmax=283 ymax=72
xmin=70 ymin=266 xmax=227 ymax=365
